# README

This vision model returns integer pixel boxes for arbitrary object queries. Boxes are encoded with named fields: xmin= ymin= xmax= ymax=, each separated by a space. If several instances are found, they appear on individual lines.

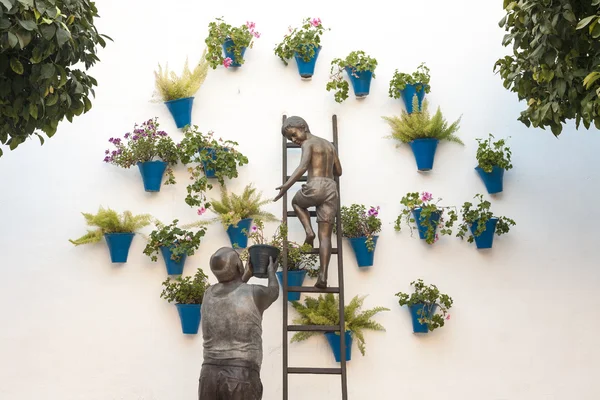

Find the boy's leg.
xmin=292 ymin=197 xmax=315 ymax=246
xmin=315 ymin=221 xmax=333 ymax=288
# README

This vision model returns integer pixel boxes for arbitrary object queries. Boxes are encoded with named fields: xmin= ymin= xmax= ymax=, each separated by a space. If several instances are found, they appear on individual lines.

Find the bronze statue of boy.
xmin=274 ymin=116 xmax=342 ymax=288
xmin=199 ymin=248 xmax=278 ymax=400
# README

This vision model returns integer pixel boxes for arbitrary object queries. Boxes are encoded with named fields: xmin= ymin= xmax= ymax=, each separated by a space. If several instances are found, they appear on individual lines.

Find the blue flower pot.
xmin=226 ymin=218 xmax=253 ymax=249
xmin=294 ymin=46 xmax=321 ymax=78
xmin=470 ymin=218 xmax=499 ymax=249
xmin=136 ymin=161 xmax=167 ymax=192
xmin=325 ymin=331 xmax=353 ymax=362
xmin=347 ymin=236 xmax=378 ymax=267
xmin=200 ymin=147 xmax=218 ymax=178
xmin=409 ymin=303 xmax=437 ymax=333
xmin=222 ymin=38 xmax=247 ymax=67
xmin=160 ymin=246 xmax=187 ymax=275
xmin=475 ymin=166 xmax=505 ymax=194
xmin=276 ymin=270 xmax=307 ymax=301
xmin=409 ymin=138 xmax=439 ymax=171
xmin=412 ymin=208 xmax=441 ymax=240
xmin=164 ymin=97 xmax=194 ymax=129
xmin=104 ymin=233 xmax=135 ymax=263
xmin=345 ymin=67 xmax=373 ymax=97
xmin=176 ymin=303 xmax=202 ymax=334
xmin=400 ymin=83 xmax=427 ymax=114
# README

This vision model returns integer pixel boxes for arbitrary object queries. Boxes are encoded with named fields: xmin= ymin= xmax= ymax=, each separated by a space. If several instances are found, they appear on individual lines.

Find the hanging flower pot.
xmin=324 ymin=331 xmax=353 ymax=362
xmin=276 ymin=270 xmax=307 ymax=301
xmin=409 ymin=138 xmax=439 ymax=171
xmin=200 ymin=147 xmax=218 ymax=178
xmin=475 ymin=166 xmax=505 ymax=194
xmin=295 ymin=46 xmax=321 ymax=79
xmin=469 ymin=218 xmax=498 ymax=249
xmin=248 ymin=244 xmax=280 ymax=278
xmin=345 ymin=67 xmax=372 ymax=98
xmin=104 ymin=232 xmax=135 ymax=263
xmin=400 ymin=83 xmax=427 ymax=113
xmin=164 ymin=97 xmax=194 ymax=129
xmin=175 ymin=303 xmax=202 ymax=334
xmin=137 ymin=161 xmax=168 ymax=192
xmin=226 ymin=218 xmax=253 ymax=249
xmin=347 ymin=236 xmax=378 ymax=267
xmin=409 ymin=303 xmax=438 ymax=333
xmin=412 ymin=208 xmax=441 ymax=240
xmin=222 ymin=38 xmax=247 ymax=67
xmin=160 ymin=246 xmax=188 ymax=275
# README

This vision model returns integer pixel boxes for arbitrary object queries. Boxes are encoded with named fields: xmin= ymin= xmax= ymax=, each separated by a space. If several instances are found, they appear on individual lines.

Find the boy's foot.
xmin=304 ymin=232 xmax=316 ymax=247
xmin=314 ymin=278 xmax=327 ymax=289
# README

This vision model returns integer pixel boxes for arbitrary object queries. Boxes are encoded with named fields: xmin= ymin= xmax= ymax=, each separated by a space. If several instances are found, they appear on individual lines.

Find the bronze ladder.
xmin=281 ymin=114 xmax=348 ymax=400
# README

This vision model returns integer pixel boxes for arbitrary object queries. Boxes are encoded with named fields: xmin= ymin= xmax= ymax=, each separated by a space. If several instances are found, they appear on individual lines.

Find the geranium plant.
xmin=160 ymin=268 xmax=210 ymax=305
xmin=69 ymin=207 xmax=152 ymax=245
xmin=475 ymin=134 xmax=513 ymax=173
xmin=290 ymin=293 xmax=389 ymax=356
xmin=382 ymin=99 xmax=463 ymax=144
xmin=394 ymin=192 xmax=457 ymax=245
xmin=326 ymin=51 xmax=378 ymax=103
xmin=274 ymin=17 xmax=328 ymax=65
xmin=103 ymin=117 xmax=179 ymax=185
xmin=388 ymin=62 xmax=431 ymax=99
xmin=153 ymin=49 xmax=209 ymax=102
xmin=178 ymin=126 xmax=248 ymax=209
xmin=207 ymin=184 xmax=277 ymax=229
xmin=339 ymin=204 xmax=382 ymax=251
xmin=395 ymin=279 xmax=453 ymax=332
xmin=450 ymin=194 xmax=516 ymax=243
xmin=269 ymin=222 xmax=318 ymax=277
xmin=143 ymin=219 xmax=206 ymax=263
xmin=205 ymin=18 xmax=260 ymax=68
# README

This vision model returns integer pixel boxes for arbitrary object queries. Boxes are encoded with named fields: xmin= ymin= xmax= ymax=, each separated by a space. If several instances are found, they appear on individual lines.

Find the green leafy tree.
xmin=495 ymin=0 xmax=600 ymax=135
xmin=290 ymin=293 xmax=389 ymax=356
xmin=69 ymin=207 xmax=152 ymax=245
xmin=160 ymin=268 xmax=210 ymax=304
xmin=0 ymin=0 xmax=111 ymax=156
xmin=395 ymin=279 xmax=453 ymax=332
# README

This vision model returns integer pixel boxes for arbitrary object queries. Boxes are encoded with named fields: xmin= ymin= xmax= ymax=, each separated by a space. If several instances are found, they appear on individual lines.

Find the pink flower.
xmin=223 ymin=57 xmax=233 ymax=68
xmin=288 ymin=26 xmax=293 ymax=32
xmin=367 ymin=207 xmax=379 ymax=217
xmin=421 ymin=192 xmax=433 ymax=202
xmin=434 ymin=233 xmax=439 ymax=243
xmin=253 ymin=31 xmax=261 ymax=38
xmin=197 ymin=207 xmax=206 ymax=216
xmin=310 ymin=18 xmax=321 ymax=27
xmin=246 ymin=21 xmax=256 ymax=30
xmin=185 ymin=236 xmax=192 ymax=241
xmin=251 ymin=226 xmax=258 ymax=233
xmin=446 ymin=314 xmax=451 ymax=320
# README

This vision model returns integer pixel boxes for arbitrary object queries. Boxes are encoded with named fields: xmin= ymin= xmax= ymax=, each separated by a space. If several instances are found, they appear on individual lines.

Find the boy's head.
xmin=210 ymin=247 xmax=245 ymax=283
xmin=282 ymin=116 xmax=309 ymax=145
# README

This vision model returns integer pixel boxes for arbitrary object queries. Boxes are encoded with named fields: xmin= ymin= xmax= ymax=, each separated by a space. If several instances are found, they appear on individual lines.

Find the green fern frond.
xmin=208 ymin=183 xmax=276 ymax=228
xmin=154 ymin=48 xmax=209 ymax=102
xmin=69 ymin=229 xmax=103 ymax=245
xmin=69 ymin=207 xmax=152 ymax=246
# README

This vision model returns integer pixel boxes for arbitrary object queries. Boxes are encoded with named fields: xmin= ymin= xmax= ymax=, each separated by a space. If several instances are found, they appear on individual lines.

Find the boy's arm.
xmin=274 ymin=143 xmax=312 ymax=201
xmin=252 ymin=257 xmax=279 ymax=313
xmin=334 ymin=149 xmax=342 ymax=177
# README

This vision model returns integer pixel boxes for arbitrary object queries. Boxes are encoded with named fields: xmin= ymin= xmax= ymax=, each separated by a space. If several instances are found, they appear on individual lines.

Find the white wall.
xmin=1 ymin=0 xmax=599 ymax=399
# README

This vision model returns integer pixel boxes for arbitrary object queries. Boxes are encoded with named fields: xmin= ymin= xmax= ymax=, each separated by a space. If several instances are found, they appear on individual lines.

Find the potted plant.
xmin=326 ymin=51 xmax=378 ymax=102
xmin=143 ymin=219 xmax=206 ymax=275
xmin=451 ymin=194 xmax=516 ymax=249
xmin=394 ymin=192 xmax=457 ymax=245
xmin=475 ymin=134 xmax=513 ymax=194
xmin=160 ymin=268 xmax=210 ymax=334
xmin=290 ymin=294 xmax=389 ymax=362
xmin=178 ymin=126 xmax=248 ymax=210
xmin=339 ymin=204 xmax=382 ymax=267
xmin=242 ymin=220 xmax=281 ymax=278
xmin=205 ymin=18 xmax=260 ymax=69
xmin=69 ymin=207 xmax=152 ymax=263
xmin=388 ymin=63 xmax=431 ymax=113
xmin=382 ymin=98 xmax=463 ymax=171
xmin=204 ymin=183 xmax=277 ymax=248
xmin=274 ymin=17 xmax=329 ymax=79
xmin=395 ymin=279 xmax=452 ymax=334
xmin=270 ymin=222 xmax=318 ymax=301
xmin=153 ymin=49 xmax=209 ymax=129
xmin=103 ymin=117 xmax=178 ymax=192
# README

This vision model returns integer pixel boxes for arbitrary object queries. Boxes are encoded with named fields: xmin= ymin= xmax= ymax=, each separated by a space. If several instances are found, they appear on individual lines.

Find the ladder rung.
xmin=287 ymin=325 xmax=340 ymax=332
xmin=288 ymin=286 xmax=340 ymax=293
xmin=304 ymin=248 xmax=338 ymax=255
xmin=288 ymin=367 xmax=342 ymax=375
xmin=287 ymin=210 xmax=317 ymax=218
xmin=286 ymin=175 xmax=307 ymax=182
xmin=286 ymin=141 xmax=334 ymax=149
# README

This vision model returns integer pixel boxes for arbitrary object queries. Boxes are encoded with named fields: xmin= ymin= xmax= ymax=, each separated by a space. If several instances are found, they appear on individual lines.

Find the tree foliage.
xmin=495 ymin=0 xmax=600 ymax=136
xmin=0 ymin=0 xmax=111 ymax=156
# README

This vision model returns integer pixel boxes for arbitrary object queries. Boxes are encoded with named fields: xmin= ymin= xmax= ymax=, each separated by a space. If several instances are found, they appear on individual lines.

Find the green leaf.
xmin=7 ymin=31 xmax=18 ymax=47
xmin=56 ymin=27 xmax=70 ymax=46
xmin=35 ymin=133 xmax=44 ymax=145
xmin=15 ymin=30 xmax=32 ymax=48
xmin=18 ymin=19 xmax=37 ymax=31
xmin=10 ymin=57 xmax=23 ymax=74
xmin=0 ymin=0 xmax=14 ymax=10
xmin=576 ymin=15 xmax=596 ymax=30
xmin=40 ymin=63 xmax=55 ymax=79
xmin=82 ymin=96 xmax=92 ymax=112
xmin=29 ymin=103 xmax=38 ymax=119
xmin=45 ymin=93 xmax=58 ymax=106
xmin=563 ymin=10 xmax=576 ymax=23
xmin=18 ymin=0 xmax=33 ymax=6
xmin=0 ymin=19 xmax=11 ymax=29
xmin=39 ymin=23 xmax=56 ymax=40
